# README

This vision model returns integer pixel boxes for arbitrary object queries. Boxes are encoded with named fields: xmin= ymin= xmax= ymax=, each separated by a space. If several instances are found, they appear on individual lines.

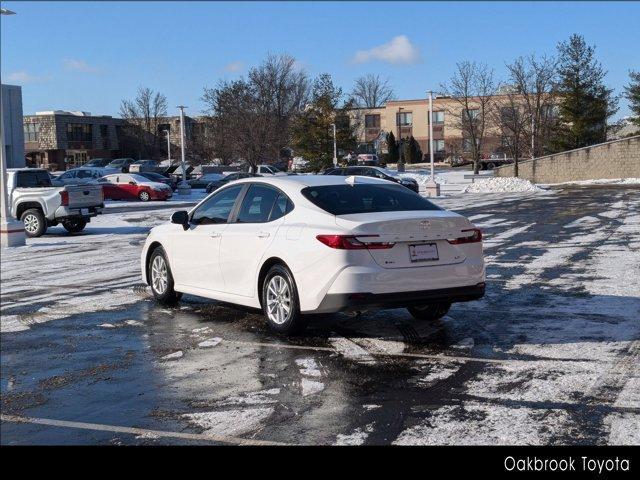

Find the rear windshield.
xmin=301 ymin=184 xmax=441 ymax=215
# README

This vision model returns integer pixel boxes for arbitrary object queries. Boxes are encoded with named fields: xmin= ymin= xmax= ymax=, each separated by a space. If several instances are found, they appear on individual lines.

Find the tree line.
xmin=118 ymin=34 xmax=639 ymax=175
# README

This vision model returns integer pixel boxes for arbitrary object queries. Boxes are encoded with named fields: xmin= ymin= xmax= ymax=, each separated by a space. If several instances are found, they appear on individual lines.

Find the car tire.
xmin=21 ymin=208 xmax=47 ymax=238
xmin=148 ymin=246 xmax=181 ymax=304
xmin=62 ymin=218 xmax=87 ymax=234
xmin=139 ymin=190 xmax=151 ymax=202
xmin=261 ymin=264 xmax=306 ymax=334
xmin=407 ymin=302 xmax=451 ymax=321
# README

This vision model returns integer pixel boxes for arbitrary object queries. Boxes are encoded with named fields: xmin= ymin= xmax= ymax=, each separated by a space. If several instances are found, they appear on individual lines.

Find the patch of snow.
xmin=453 ymin=337 xmax=475 ymax=349
xmin=99 ymin=323 xmax=116 ymax=329
xmin=416 ymin=363 xmax=462 ymax=386
xmin=301 ymin=378 xmax=325 ymax=396
xmin=552 ymin=177 xmax=640 ymax=186
xmin=183 ymin=407 xmax=274 ymax=436
xmin=330 ymin=336 xmax=376 ymax=364
xmin=335 ymin=424 xmax=374 ymax=445
xmin=162 ymin=351 xmax=183 ymax=360
xmin=198 ymin=337 xmax=222 ymax=348
xmin=0 ymin=315 xmax=29 ymax=333
xmin=463 ymin=177 xmax=543 ymax=193
xmin=295 ymin=357 xmax=322 ymax=377
xmin=125 ymin=320 xmax=143 ymax=326
xmin=363 ymin=404 xmax=381 ymax=411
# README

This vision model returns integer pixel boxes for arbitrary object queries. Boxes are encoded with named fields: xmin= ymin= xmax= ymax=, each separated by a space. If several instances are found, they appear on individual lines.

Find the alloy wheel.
xmin=151 ymin=255 xmax=168 ymax=294
xmin=266 ymin=275 xmax=291 ymax=325
xmin=23 ymin=214 xmax=40 ymax=234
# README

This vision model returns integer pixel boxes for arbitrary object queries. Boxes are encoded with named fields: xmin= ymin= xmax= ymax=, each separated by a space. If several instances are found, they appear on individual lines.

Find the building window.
xmin=434 ymin=139 xmax=445 ymax=152
xmin=24 ymin=123 xmax=39 ymax=142
xmin=67 ymin=123 xmax=93 ymax=142
xmin=100 ymin=125 xmax=108 ymax=137
xmin=364 ymin=114 xmax=381 ymax=128
xmin=463 ymin=109 xmax=479 ymax=120
xmin=432 ymin=111 xmax=445 ymax=125
xmin=396 ymin=112 xmax=412 ymax=126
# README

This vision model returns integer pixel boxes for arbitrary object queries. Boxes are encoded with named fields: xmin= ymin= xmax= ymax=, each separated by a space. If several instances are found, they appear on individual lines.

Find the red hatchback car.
xmin=97 ymin=173 xmax=173 ymax=201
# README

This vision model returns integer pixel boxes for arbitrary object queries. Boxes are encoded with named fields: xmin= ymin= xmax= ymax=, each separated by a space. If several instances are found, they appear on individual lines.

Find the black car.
xmin=323 ymin=166 xmax=419 ymax=193
xmin=136 ymin=172 xmax=178 ymax=190
xmin=205 ymin=172 xmax=261 ymax=193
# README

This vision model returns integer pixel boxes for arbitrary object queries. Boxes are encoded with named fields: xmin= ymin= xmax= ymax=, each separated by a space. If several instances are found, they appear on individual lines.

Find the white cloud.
xmin=223 ymin=61 xmax=244 ymax=73
xmin=63 ymin=58 xmax=100 ymax=73
xmin=352 ymin=35 xmax=421 ymax=65
xmin=4 ymin=70 xmax=51 ymax=83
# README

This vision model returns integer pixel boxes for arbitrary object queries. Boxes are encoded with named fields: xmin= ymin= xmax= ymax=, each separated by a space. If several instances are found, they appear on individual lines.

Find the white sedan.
xmin=141 ymin=175 xmax=485 ymax=333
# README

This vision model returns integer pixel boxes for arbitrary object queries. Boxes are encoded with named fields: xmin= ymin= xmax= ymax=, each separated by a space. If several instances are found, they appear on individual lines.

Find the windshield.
xmin=301 ymin=184 xmax=440 ymax=215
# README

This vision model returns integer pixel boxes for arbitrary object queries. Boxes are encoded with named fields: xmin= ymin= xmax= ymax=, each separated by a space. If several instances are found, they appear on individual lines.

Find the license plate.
xmin=409 ymin=243 xmax=439 ymax=262
xmin=81 ymin=208 xmax=89 ymax=215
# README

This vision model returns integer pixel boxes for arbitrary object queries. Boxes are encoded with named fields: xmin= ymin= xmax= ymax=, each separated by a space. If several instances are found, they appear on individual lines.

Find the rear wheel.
xmin=407 ymin=302 xmax=451 ymax=321
xmin=148 ymin=246 xmax=181 ymax=304
xmin=139 ymin=190 xmax=151 ymax=202
xmin=261 ymin=264 xmax=306 ymax=334
xmin=21 ymin=209 xmax=47 ymax=238
xmin=62 ymin=218 xmax=87 ymax=234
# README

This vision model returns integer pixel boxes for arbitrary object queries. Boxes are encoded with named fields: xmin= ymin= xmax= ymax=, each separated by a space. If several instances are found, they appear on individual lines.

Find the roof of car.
xmin=230 ymin=174 xmax=392 ymax=189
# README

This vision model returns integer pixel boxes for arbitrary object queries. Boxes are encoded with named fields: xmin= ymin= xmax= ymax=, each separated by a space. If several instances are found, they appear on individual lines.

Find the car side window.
xmin=269 ymin=193 xmax=294 ymax=222
xmin=77 ymin=170 xmax=91 ymax=179
xmin=236 ymin=184 xmax=280 ymax=223
xmin=61 ymin=171 xmax=76 ymax=179
xmin=191 ymin=185 xmax=243 ymax=225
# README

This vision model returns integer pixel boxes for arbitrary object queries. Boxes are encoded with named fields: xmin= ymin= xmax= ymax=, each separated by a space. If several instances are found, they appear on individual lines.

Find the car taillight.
xmin=447 ymin=228 xmax=482 ymax=244
xmin=316 ymin=234 xmax=395 ymax=250
xmin=59 ymin=190 xmax=69 ymax=206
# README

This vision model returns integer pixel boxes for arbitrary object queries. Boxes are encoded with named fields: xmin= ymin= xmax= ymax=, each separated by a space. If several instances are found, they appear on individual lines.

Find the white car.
xmin=140 ymin=175 xmax=485 ymax=333
xmin=256 ymin=165 xmax=286 ymax=176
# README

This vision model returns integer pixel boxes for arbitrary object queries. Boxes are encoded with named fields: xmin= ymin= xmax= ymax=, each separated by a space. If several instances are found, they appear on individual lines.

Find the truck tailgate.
xmin=65 ymin=185 xmax=104 ymax=207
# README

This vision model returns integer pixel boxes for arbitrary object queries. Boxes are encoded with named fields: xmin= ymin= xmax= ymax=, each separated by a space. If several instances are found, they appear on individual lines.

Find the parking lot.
xmin=1 ymin=184 xmax=639 ymax=445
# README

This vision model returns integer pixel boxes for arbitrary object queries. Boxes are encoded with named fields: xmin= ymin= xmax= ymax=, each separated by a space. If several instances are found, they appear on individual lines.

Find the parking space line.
xmin=219 ymin=339 xmax=606 ymax=365
xmin=0 ymin=414 xmax=289 ymax=446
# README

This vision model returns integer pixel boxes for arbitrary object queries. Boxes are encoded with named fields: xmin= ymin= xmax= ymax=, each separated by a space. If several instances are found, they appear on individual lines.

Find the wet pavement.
xmin=1 ymin=185 xmax=639 ymax=445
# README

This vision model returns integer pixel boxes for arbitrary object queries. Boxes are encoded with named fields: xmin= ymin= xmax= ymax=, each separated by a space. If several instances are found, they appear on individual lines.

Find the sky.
xmin=2 ymin=1 xmax=639 ymax=119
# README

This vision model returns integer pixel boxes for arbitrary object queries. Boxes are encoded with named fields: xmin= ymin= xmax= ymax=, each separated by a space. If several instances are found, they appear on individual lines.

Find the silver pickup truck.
xmin=7 ymin=168 xmax=104 ymax=237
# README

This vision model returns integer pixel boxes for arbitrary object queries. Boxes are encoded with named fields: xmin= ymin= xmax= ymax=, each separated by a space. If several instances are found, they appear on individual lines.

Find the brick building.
xmin=349 ymin=94 xmax=551 ymax=162
xmin=23 ymin=111 xmax=124 ymax=170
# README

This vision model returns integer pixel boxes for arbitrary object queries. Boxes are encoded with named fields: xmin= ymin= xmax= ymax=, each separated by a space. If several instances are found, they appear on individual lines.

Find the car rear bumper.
xmin=316 ymin=283 xmax=485 ymax=312
xmin=53 ymin=204 xmax=103 ymax=219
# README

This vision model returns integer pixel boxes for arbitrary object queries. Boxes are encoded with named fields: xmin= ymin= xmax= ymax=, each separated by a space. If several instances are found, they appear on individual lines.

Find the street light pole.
xmin=397 ymin=107 xmax=404 ymax=172
xmin=176 ymin=105 xmax=191 ymax=196
xmin=166 ymin=129 xmax=171 ymax=164
xmin=331 ymin=123 xmax=337 ymax=167
xmin=1 ymin=7 xmax=26 ymax=248
xmin=424 ymin=91 xmax=441 ymax=198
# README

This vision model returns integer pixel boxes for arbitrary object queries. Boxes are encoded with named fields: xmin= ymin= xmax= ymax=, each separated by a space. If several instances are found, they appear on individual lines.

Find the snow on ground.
xmin=550 ymin=178 xmax=640 ymax=186
xmin=183 ymin=407 xmax=274 ymax=436
xmin=462 ymin=176 xmax=544 ymax=193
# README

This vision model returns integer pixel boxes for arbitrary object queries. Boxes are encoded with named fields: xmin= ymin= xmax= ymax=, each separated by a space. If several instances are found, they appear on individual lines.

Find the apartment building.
xmin=23 ymin=111 xmax=123 ymax=170
xmin=349 ymin=95 xmax=529 ymax=161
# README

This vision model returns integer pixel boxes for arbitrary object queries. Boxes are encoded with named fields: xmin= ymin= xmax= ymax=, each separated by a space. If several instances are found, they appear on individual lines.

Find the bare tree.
xmin=202 ymin=54 xmax=310 ymax=171
xmin=506 ymin=55 xmax=559 ymax=158
xmin=441 ymin=62 xmax=497 ymax=174
xmin=489 ymin=92 xmax=529 ymax=177
xmin=120 ymin=87 xmax=168 ymax=159
xmin=350 ymin=74 xmax=395 ymax=108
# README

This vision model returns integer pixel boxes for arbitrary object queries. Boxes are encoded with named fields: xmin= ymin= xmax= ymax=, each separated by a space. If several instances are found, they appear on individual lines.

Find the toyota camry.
xmin=141 ymin=175 xmax=485 ymax=333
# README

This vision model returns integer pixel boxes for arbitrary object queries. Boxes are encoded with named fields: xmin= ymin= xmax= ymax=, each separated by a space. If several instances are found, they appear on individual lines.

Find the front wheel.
xmin=21 ymin=209 xmax=47 ymax=238
xmin=261 ymin=264 xmax=306 ymax=334
xmin=62 ymin=218 xmax=87 ymax=234
xmin=148 ymin=246 xmax=181 ymax=304
xmin=407 ymin=302 xmax=451 ymax=321
xmin=139 ymin=190 xmax=151 ymax=202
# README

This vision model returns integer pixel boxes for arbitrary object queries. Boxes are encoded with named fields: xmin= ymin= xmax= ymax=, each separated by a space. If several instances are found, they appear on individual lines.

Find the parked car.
xmin=107 ymin=157 xmax=136 ymax=173
xmin=187 ymin=173 xmax=225 ymax=189
xmin=7 ymin=168 xmax=104 ymax=237
xmin=357 ymin=154 xmax=380 ymax=166
xmin=256 ymin=164 xmax=286 ymax=176
xmin=136 ymin=171 xmax=178 ymax=191
xmin=128 ymin=159 xmax=161 ymax=174
xmin=205 ymin=172 xmax=261 ymax=194
xmin=290 ymin=156 xmax=310 ymax=173
xmin=83 ymin=158 xmax=112 ymax=168
xmin=141 ymin=175 xmax=485 ymax=334
xmin=323 ymin=166 xmax=419 ymax=193
xmin=53 ymin=167 xmax=107 ymax=186
xmin=97 ymin=173 xmax=173 ymax=201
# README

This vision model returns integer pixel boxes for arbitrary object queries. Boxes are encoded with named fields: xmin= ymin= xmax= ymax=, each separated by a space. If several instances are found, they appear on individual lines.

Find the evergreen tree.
xmin=403 ymin=136 xmax=423 ymax=164
xmin=386 ymin=131 xmax=399 ymax=164
xmin=291 ymin=74 xmax=359 ymax=171
xmin=555 ymin=34 xmax=618 ymax=149
xmin=624 ymin=70 xmax=640 ymax=128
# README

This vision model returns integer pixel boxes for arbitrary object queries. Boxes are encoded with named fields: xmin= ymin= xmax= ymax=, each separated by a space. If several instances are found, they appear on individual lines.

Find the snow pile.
xmin=462 ymin=177 xmax=543 ymax=193
xmin=398 ymin=172 xmax=448 ymax=185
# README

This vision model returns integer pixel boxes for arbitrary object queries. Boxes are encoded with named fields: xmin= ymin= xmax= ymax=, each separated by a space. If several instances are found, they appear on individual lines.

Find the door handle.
xmin=210 ymin=232 xmax=221 ymax=238
xmin=257 ymin=231 xmax=270 ymax=238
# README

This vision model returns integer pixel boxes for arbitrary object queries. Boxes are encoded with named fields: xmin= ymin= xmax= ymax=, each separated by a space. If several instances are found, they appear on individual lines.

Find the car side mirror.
xmin=129 ymin=181 xmax=136 ymax=185
xmin=171 ymin=210 xmax=190 ymax=230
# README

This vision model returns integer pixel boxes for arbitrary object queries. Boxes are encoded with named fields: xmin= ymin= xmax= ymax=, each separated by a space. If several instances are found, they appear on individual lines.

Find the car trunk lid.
xmin=335 ymin=210 xmax=473 ymax=268
xmin=64 ymin=185 xmax=104 ymax=208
